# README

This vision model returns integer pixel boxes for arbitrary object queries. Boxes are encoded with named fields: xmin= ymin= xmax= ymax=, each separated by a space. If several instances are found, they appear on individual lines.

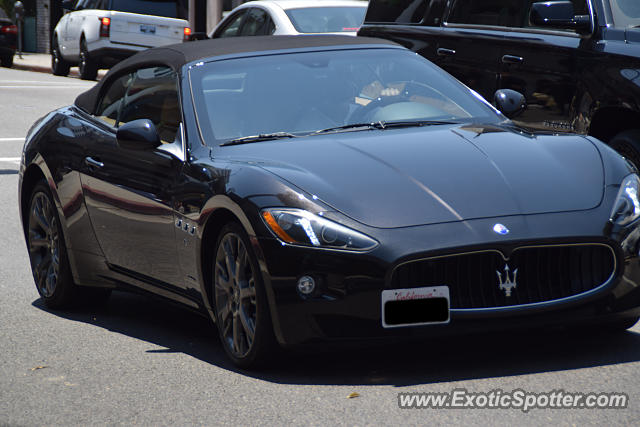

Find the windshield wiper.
xmin=377 ymin=120 xmax=459 ymax=128
xmin=220 ymin=132 xmax=297 ymax=146
xmin=311 ymin=120 xmax=458 ymax=135
xmin=310 ymin=122 xmax=385 ymax=135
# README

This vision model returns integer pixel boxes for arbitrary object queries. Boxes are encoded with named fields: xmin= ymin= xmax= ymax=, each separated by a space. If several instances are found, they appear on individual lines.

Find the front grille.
xmin=390 ymin=244 xmax=616 ymax=309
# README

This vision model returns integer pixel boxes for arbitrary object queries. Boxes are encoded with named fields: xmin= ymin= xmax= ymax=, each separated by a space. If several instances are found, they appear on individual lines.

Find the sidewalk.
xmin=11 ymin=52 xmax=107 ymax=79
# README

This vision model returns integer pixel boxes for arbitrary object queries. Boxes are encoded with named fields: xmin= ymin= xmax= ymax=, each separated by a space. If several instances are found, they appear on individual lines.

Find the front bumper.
xmin=256 ymin=211 xmax=640 ymax=346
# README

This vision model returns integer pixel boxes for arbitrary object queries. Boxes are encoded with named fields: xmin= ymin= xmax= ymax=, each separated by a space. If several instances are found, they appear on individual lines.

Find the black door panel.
xmin=79 ymin=127 xmax=183 ymax=286
xmin=497 ymin=32 xmax=584 ymax=132
xmin=436 ymin=27 xmax=503 ymax=101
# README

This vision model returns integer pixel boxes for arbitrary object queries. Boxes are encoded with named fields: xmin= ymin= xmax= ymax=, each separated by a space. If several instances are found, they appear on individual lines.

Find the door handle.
xmin=84 ymin=156 xmax=104 ymax=169
xmin=437 ymin=48 xmax=456 ymax=57
xmin=502 ymin=55 xmax=524 ymax=64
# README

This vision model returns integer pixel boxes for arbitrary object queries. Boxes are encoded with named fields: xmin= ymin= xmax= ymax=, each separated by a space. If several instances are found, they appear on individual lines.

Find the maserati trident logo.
xmin=496 ymin=264 xmax=518 ymax=297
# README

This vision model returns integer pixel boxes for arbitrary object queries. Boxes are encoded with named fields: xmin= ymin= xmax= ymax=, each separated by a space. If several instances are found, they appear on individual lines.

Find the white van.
xmin=52 ymin=0 xmax=190 ymax=80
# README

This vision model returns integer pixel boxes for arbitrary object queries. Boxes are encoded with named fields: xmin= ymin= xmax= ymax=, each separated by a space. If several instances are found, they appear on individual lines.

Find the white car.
xmin=209 ymin=0 xmax=368 ymax=38
xmin=52 ymin=0 xmax=191 ymax=80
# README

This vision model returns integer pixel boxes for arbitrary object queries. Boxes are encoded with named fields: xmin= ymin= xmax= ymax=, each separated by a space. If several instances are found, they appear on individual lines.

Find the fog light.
xmin=297 ymin=275 xmax=316 ymax=296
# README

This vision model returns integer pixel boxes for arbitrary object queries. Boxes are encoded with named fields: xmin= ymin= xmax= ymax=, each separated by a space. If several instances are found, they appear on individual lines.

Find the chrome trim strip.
xmin=187 ymin=64 xmax=207 ymax=148
xmin=442 ymin=23 xmax=584 ymax=38
xmin=391 ymin=243 xmax=617 ymax=312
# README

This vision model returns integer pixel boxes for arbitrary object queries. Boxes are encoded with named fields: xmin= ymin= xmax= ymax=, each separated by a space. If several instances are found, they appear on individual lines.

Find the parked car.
xmin=209 ymin=0 xmax=367 ymax=38
xmin=20 ymin=36 xmax=640 ymax=368
xmin=52 ymin=0 xmax=191 ymax=80
xmin=359 ymin=0 xmax=640 ymax=168
xmin=0 ymin=8 xmax=17 ymax=67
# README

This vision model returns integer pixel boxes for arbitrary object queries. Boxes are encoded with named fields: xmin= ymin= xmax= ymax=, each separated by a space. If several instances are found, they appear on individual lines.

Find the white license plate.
xmin=140 ymin=24 xmax=156 ymax=34
xmin=381 ymin=286 xmax=450 ymax=328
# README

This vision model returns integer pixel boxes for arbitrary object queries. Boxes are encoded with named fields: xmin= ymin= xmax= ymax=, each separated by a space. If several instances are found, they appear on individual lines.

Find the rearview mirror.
xmin=529 ymin=1 xmax=592 ymax=35
xmin=116 ymin=119 xmax=161 ymax=150
xmin=494 ymin=89 xmax=527 ymax=119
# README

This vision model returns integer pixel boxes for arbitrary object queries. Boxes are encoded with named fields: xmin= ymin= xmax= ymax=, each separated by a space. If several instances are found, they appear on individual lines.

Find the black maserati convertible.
xmin=19 ymin=36 xmax=640 ymax=368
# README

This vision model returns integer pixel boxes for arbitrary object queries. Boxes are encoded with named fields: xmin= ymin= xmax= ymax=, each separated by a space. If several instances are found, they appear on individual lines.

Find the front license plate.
xmin=140 ymin=24 xmax=156 ymax=34
xmin=382 ymin=286 xmax=450 ymax=328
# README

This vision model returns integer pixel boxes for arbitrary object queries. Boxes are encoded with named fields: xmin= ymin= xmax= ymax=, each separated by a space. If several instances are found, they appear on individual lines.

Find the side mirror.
xmin=494 ymin=89 xmax=527 ymax=119
xmin=116 ymin=119 xmax=161 ymax=150
xmin=529 ymin=1 xmax=592 ymax=35
xmin=61 ymin=0 xmax=75 ymax=11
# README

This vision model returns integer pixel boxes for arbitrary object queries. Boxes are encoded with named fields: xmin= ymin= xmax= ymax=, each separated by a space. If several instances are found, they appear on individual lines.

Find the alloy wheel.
xmin=79 ymin=47 xmax=87 ymax=75
xmin=214 ymin=232 xmax=258 ymax=358
xmin=52 ymin=45 xmax=60 ymax=68
xmin=28 ymin=191 xmax=60 ymax=298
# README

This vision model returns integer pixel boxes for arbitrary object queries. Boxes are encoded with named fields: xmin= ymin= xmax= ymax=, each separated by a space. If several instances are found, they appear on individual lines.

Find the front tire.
xmin=27 ymin=181 xmax=110 ymax=308
xmin=78 ymin=38 xmax=98 ymax=81
xmin=601 ymin=316 xmax=639 ymax=332
xmin=609 ymin=130 xmax=640 ymax=171
xmin=1 ymin=54 xmax=13 ymax=68
xmin=212 ymin=223 xmax=277 ymax=368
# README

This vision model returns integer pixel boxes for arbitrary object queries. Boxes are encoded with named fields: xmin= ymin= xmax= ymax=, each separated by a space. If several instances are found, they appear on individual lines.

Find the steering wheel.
xmin=349 ymin=93 xmax=409 ymax=123
xmin=349 ymin=81 xmax=448 ymax=123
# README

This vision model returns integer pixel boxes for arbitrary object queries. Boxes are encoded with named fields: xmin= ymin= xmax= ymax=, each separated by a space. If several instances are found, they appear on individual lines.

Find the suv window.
xmin=89 ymin=0 xmax=107 ymax=9
xmin=110 ymin=0 xmax=180 ymax=19
xmin=447 ymin=0 xmax=588 ymax=29
xmin=119 ymin=66 xmax=180 ymax=143
xmin=95 ymin=73 xmax=134 ymax=126
xmin=74 ymin=0 xmax=88 ymax=10
xmin=364 ymin=0 xmax=445 ymax=25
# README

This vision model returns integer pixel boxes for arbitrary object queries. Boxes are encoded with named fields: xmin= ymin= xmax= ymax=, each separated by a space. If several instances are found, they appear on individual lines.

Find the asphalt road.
xmin=1 ymin=67 xmax=640 ymax=426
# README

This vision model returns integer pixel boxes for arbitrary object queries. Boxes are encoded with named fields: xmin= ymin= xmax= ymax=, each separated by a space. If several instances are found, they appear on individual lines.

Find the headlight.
xmin=261 ymin=208 xmax=378 ymax=251
xmin=611 ymin=174 xmax=640 ymax=226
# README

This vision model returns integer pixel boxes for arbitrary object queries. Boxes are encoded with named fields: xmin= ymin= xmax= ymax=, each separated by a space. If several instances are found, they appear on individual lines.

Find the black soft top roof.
xmin=74 ymin=35 xmax=400 ymax=114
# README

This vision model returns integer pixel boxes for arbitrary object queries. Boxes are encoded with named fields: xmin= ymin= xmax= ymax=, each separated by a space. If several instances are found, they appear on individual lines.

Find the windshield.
xmin=189 ymin=48 xmax=502 ymax=146
xmin=285 ymin=7 xmax=366 ymax=33
xmin=110 ymin=0 xmax=180 ymax=18
xmin=610 ymin=0 xmax=640 ymax=27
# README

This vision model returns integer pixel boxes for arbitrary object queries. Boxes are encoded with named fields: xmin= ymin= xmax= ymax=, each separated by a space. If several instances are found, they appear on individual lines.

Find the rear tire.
xmin=51 ymin=37 xmax=70 ymax=77
xmin=0 ymin=54 xmax=13 ymax=68
xmin=601 ymin=316 xmax=639 ymax=332
xmin=609 ymin=130 xmax=640 ymax=171
xmin=212 ymin=222 xmax=277 ymax=369
xmin=27 ymin=181 xmax=111 ymax=309
xmin=78 ymin=38 xmax=98 ymax=81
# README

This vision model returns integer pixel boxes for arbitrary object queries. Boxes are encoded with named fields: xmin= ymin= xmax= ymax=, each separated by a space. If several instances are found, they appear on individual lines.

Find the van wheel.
xmin=609 ymin=130 xmax=640 ymax=171
xmin=78 ymin=38 xmax=98 ymax=80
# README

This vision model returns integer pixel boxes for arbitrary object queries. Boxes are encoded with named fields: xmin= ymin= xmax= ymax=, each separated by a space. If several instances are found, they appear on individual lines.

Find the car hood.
xmin=224 ymin=124 xmax=605 ymax=228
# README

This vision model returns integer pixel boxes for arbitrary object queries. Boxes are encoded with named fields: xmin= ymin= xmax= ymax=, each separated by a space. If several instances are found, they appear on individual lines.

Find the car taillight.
xmin=1 ymin=24 xmax=17 ymax=35
xmin=99 ymin=17 xmax=110 ymax=38
xmin=183 ymin=27 xmax=191 ymax=42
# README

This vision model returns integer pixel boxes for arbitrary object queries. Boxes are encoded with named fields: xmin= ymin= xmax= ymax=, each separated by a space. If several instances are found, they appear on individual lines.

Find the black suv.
xmin=359 ymin=0 xmax=640 ymax=166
